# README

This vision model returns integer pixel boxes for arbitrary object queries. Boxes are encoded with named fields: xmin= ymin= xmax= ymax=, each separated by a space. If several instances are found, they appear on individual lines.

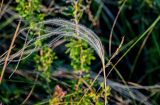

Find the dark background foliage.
xmin=0 ymin=0 xmax=160 ymax=104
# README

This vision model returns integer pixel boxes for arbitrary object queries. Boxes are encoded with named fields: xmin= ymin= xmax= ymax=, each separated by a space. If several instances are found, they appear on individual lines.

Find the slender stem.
xmin=0 ymin=19 xmax=21 ymax=84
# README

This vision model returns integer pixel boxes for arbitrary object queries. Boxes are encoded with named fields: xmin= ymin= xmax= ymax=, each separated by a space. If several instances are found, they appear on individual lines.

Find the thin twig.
xmin=0 ymin=0 xmax=4 ymax=15
xmin=21 ymin=74 xmax=39 ymax=105
xmin=129 ymin=28 xmax=153 ymax=79
xmin=9 ymin=29 xmax=30 ymax=78
xmin=0 ymin=19 xmax=21 ymax=84
xmin=109 ymin=0 xmax=126 ymax=57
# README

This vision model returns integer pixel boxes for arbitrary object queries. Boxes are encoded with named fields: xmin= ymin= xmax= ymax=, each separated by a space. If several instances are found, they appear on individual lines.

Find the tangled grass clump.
xmin=0 ymin=18 xmax=110 ymax=104
xmin=1 ymin=0 xmax=160 ymax=104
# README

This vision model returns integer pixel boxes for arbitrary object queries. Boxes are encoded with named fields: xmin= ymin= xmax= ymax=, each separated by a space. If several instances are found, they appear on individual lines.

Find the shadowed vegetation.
xmin=0 ymin=0 xmax=160 ymax=105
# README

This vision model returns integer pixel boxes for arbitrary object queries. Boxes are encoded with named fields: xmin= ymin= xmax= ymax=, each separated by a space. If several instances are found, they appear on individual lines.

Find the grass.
xmin=0 ymin=0 xmax=160 ymax=105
